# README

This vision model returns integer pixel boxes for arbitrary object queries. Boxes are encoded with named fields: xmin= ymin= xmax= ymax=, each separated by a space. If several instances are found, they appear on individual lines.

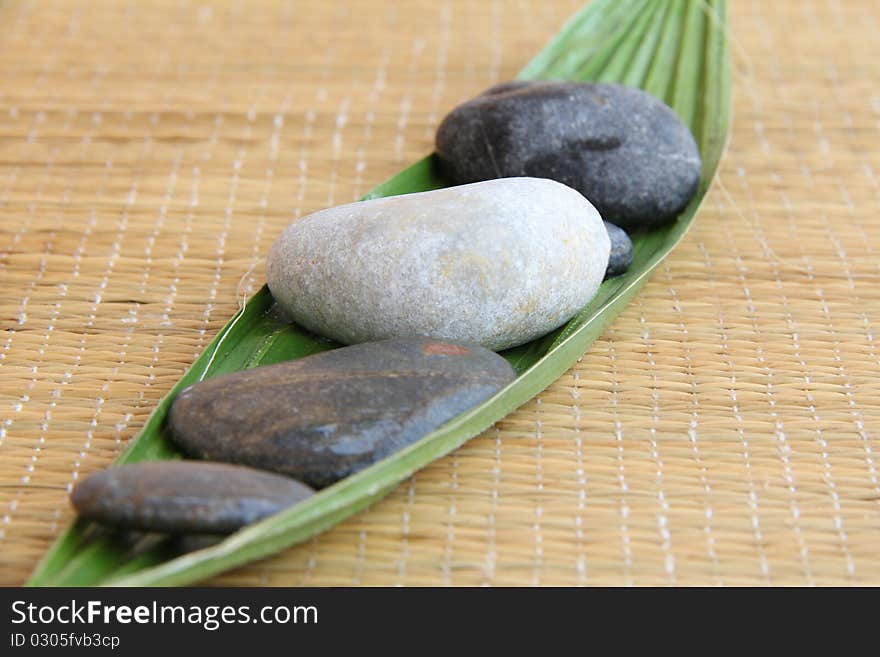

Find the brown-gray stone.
xmin=168 ymin=337 xmax=517 ymax=488
xmin=71 ymin=461 xmax=314 ymax=533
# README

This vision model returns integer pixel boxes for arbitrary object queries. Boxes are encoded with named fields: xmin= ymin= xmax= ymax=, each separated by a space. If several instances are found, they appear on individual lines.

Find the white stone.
xmin=266 ymin=177 xmax=610 ymax=351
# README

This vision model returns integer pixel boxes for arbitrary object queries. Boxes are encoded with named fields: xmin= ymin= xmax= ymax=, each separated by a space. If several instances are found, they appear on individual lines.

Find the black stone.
xmin=168 ymin=337 xmax=517 ymax=488
xmin=604 ymin=221 xmax=634 ymax=279
xmin=71 ymin=461 xmax=314 ymax=534
xmin=435 ymin=81 xmax=702 ymax=231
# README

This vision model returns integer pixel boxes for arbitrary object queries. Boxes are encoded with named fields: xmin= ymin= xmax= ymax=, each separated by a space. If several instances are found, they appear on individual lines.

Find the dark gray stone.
xmin=168 ymin=337 xmax=517 ymax=488
xmin=71 ymin=461 xmax=314 ymax=533
xmin=435 ymin=81 xmax=702 ymax=230
xmin=604 ymin=221 xmax=633 ymax=279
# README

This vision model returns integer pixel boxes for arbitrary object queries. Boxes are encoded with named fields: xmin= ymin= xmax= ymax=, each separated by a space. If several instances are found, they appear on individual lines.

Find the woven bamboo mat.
xmin=1 ymin=0 xmax=879 ymax=587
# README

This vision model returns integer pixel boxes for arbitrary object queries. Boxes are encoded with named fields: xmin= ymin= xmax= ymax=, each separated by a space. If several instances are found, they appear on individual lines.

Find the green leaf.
xmin=28 ymin=0 xmax=731 ymax=587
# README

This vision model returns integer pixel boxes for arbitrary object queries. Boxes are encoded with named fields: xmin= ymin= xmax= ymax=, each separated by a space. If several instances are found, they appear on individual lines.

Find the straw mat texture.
xmin=2 ymin=0 xmax=879 ymax=586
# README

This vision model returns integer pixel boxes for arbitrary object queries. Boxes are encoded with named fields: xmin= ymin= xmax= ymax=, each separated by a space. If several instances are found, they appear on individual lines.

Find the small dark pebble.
xmin=172 ymin=534 xmax=225 ymax=554
xmin=71 ymin=461 xmax=314 ymax=534
xmin=168 ymin=337 xmax=517 ymax=488
xmin=604 ymin=221 xmax=634 ymax=279
xmin=436 ymin=81 xmax=702 ymax=231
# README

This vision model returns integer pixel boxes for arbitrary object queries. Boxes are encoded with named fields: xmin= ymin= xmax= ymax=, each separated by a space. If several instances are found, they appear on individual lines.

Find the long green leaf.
xmin=28 ymin=0 xmax=731 ymax=587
